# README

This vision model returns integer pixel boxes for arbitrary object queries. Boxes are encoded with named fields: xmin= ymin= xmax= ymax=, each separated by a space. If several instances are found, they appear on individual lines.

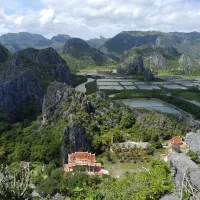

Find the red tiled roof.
xmin=68 ymin=152 xmax=95 ymax=166
xmin=170 ymin=136 xmax=183 ymax=144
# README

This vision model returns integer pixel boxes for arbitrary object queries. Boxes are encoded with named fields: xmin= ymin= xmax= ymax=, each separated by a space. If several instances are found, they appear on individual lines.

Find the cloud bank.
xmin=0 ymin=0 xmax=200 ymax=39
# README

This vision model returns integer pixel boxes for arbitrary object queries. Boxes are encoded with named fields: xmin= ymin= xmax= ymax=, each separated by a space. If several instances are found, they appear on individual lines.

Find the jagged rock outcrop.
xmin=168 ymin=152 xmax=200 ymax=193
xmin=16 ymin=47 xmax=65 ymax=65
xmin=0 ymin=47 xmax=71 ymax=121
xmin=0 ymin=43 xmax=10 ymax=64
xmin=117 ymin=46 xmax=169 ymax=75
xmin=118 ymin=56 xmax=145 ymax=74
xmin=179 ymin=54 xmax=200 ymax=74
xmin=185 ymin=130 xmax=200 ymax=158
xmin=42 ymin=82 xmax=75 ymax=124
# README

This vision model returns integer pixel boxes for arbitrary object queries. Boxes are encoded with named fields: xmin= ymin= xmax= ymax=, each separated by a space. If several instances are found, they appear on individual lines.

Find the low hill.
xmin=62 ymin=38 xmax=115 ymax=66
xmin=117 ymin=45 xmax=200 ymax=75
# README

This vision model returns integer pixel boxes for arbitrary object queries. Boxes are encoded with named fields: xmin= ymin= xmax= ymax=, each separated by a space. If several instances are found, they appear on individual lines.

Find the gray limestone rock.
xmin=185 ymin=130 xmax=200 ymax=158
xmin=168 ymin=152 xmax=200 ymax=193
xmin=61 ymin=123 xmax=92 ymax=164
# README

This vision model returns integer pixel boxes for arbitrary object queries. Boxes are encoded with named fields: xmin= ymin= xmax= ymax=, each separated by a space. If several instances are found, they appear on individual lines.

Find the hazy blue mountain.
xmin=51 ymin=34 xmax=71 ymax=43
xmin=0 ymin=32 xmax=71 ymax=53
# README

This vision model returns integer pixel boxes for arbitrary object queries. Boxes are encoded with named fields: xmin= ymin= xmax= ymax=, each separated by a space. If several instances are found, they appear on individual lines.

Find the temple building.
xmin=168 ymin=136 xmax=187 ymax=150
xmin=63 ymin=152 xmax=109 ymax=176
xmin=161 ymin=136 xmax=188 ymax=161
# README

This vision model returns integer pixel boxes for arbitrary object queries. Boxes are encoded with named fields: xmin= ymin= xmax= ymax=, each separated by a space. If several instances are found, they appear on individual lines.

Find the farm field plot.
xmin=97 ymin=79 xmax=135 ymax=82
xmin=137 ymin=85 xmax=160 ymax=90
xmin=161 ymin=84 xmax=187 ymax=89
xmin=124 ymin=86 xmax=137 ymax=89
xmin=97 ymin=82 xmax=120 ymax=86
xmin=98 ymin=86 xmax=124 ymax=90
xmin=181 ymin=82 xmax=200 ymax=87
xmin=120 ymin=82 xmax=134 ymax=85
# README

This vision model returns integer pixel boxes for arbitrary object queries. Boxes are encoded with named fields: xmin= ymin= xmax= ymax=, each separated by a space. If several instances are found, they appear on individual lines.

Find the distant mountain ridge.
xmin=0 ymin=32 xmax=71 ymax=53
xmin=100 ymin=31 xmax=200 ymax=59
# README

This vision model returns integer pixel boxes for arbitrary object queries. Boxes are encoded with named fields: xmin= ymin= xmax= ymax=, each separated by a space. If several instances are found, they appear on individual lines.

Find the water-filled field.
xmin=99 ymin=86 xmax=124 ymax=90
xmin=124 ymin=86 xmax=137 ymax=89
xmin=97 ymin=82 xmax=120 ymax=86
xmin=181 ymin=83 xmax=200 ymax=87
xmin=161 ymin=84 xmax=187 ymax=89
xmin=97 ymin=79 xmax=135 ymax=82
xmin=120 ymin=82 xmax=134 ymax=85
xmin=122 ymin=99 xmax=182 ymax=114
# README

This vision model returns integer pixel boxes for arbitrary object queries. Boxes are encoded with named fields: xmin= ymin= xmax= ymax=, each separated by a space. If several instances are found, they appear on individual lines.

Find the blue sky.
xmin=1 ymin=0 xmax=200 ymax=39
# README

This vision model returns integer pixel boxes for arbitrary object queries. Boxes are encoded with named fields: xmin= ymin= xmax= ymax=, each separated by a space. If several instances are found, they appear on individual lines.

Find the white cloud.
xmin=40 ymin=8 xmax=55 ymax=24
xmin=14 ymin=16 xmax=24 ymax=25
xmin=1 ymin=0 xmax=200 ymax=39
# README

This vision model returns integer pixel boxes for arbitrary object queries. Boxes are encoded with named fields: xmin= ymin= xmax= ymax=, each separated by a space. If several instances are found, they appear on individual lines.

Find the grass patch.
xmin=85 ymin=81 xmax=98 ymax=95
xmin=70 ymin=74 xmax=87 ymax=88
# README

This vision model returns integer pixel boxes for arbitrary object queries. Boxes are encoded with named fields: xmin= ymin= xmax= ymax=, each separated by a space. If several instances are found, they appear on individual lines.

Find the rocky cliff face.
xmin=185 ymin=130 xmax=200 ymax=158
xmin=168 ymin=152 xmax=200 ymax=197
xmin=61 ymin=123 xmax=91 ymax=164
xmin=0 ymin=46 xmax=71 ymax=121
xmin=0 ymin=43 xmax=10 ymax=64
xmin=118 ymin=56 xmax=145 ymax=74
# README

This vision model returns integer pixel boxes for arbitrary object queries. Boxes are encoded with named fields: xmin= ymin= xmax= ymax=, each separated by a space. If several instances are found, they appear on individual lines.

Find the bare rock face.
xmin=185 ymin=130 xmax=200 ymax=158
xmin=61 ymin=123 xmax=92 ymax=164
xmin=0 ymin=69 xmax=43 ymax=117
xmin=148 ymin=53 xmax=168 ymax=68
xmin=168 ymin=152 xmax=200 ymax=193
xmin=42 ymin=81 xmax=75 ymax=124
xmin=117 ymin=56 xmax=145 ymax=74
